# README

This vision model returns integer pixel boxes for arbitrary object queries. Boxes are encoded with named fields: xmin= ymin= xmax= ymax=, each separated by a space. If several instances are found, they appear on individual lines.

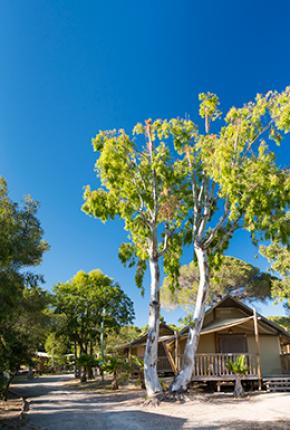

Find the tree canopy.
xmin=161 ymin=256 xmax=274 ymax=311
xmin=0 ymin=178 xmax=49 ymax=398
xmin=260 ymin=213 xmax=290 ymax=310
xmin=82 ymin=87 xmax=290 ymax=397
xmin=53 ymin=269 xmax=135 ymax=355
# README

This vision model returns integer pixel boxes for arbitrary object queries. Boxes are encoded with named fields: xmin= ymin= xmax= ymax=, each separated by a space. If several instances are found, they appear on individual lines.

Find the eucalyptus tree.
xmin=83 ymin=87 xmax=289 ymax=397
xmin=163 ymin=88 xmax=290 ymax=393
xmin=82 ymin=122 xmax=189 ymax=401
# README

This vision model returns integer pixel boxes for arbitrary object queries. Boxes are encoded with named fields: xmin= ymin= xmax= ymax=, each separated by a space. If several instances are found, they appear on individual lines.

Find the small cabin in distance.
xmin=119 ymin=323 xmax=176 ymax=374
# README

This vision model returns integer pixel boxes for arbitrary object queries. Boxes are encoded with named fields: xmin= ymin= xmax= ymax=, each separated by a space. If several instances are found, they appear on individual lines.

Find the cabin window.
xmin=218 ymin=334 xmax=248 ymax=353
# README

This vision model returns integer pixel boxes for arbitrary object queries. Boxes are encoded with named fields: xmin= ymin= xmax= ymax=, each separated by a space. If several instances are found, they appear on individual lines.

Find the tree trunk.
xmin=87 ymin=342 xmax=95 ymax=380
xmin=234 ymin=375 xmax=244 ymax=397
xmin=100 ymin=315 xmax=105 ymax=382
xmin=144 ymin=256 xmax=162 ymax=400
xmin=27 ymin=366 xmax=34 ymax=380
xmin=80 ymin=368 xmax=87 ymax=383
xmin=87 ymin=366 xmax=94 ymax=380
xmin=1 ymin=372 xmax=14 ymax=401
xmin=74 ymin=338 xmax=79 ymax=378
xmin=170 ymin=246 xmax=209 ymax=394
xmin=112 ymin=370 xmax=119 ymax=390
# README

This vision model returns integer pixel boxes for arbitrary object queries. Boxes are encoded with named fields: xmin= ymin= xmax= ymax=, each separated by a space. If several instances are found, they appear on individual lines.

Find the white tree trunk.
xmin=170 ymin=245 xmax=209 ymax=393
xmin=144 ymin=257 xmax=162 ymax=399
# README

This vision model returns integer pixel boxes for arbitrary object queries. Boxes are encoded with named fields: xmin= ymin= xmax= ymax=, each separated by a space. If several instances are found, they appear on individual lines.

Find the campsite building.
xmin=120 ymin=296 xmax=290 ymax=388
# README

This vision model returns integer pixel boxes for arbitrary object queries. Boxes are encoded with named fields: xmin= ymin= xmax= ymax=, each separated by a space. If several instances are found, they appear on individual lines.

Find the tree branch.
xmin=203 ymin=199 xmax=230 ymax=248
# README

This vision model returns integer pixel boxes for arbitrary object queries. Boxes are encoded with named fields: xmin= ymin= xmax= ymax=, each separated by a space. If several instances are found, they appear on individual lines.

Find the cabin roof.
xmin=117 ymin=323 xmax=175 ymax=349
xmin=178 ymin=295 xmax=290 ymax=344
xmin=117 ymin=296 xmax=290 ymax=352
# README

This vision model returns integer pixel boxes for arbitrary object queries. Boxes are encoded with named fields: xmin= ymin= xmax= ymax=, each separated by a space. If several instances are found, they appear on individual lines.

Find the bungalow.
xmin=119 ymin=323 xmax=177 ymax=375
xmin=121 ymin=296 xmax=290 ymax=387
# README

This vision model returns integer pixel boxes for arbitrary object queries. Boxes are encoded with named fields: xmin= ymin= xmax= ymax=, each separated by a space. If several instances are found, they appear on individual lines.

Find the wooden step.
xmin=264 ymin=377 xmax=290 ymax=392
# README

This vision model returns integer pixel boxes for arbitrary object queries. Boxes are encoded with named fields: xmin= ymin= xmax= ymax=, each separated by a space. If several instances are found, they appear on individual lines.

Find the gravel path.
xmin=10 ymin=374 xmax=290 ymax=430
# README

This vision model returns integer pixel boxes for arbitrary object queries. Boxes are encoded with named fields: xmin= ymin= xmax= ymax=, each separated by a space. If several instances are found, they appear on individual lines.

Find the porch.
xmin=190 ymin=352 xmax=258 ymax=381
xmin=158 ymin=352 xmax=259 ymax=380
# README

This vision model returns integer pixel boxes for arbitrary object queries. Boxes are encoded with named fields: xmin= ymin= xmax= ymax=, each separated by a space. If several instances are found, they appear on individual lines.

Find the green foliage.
xmin=84 ymin=87 xmax=290 ymax=298
xmin=161 ymin=256 xmax=273 ymax=310
xmin=226 ymin=355 xmax=248 ymax=375
xmin=102 ymin=354 xmax=130 ymax=374
xmin=103 ymin=354 xmax=144 ymax=389
xmin=106 ymin=326 xmax=142 ymax=352
xmin=178 ymin=313 xmax=194 ymax=328
xmin=0 ymin=178 xmax=49 ymax=398
xmin=45 ymin=333 xmax=70 ymax=368
xmin=83 ymin=89 xmax=290 ymax=389
xmin=260 ymin=224 xmax=290 ymax=309
xmin=77 ymin=353 xmax=99 ymax=369
xmin=53 ymin=269 xmax=135 ymax=357
xmin=268 ymin=316 xmax=290 ymax=332
xmin=82 ymin=120 xmax=192 ymax=292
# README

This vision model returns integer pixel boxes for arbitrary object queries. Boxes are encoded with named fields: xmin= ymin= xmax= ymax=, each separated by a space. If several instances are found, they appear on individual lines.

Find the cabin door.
xmin=218 ymin=334 xmax=248 ymax=353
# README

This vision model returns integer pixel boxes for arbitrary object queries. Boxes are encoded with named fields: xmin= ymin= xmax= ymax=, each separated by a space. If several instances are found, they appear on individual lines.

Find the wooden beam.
xmin=253 ymin=308 xmax=262 ymax=390
xmin=174 ymin=331 xmax=180 ymax=372
xmin=162 ymin=341 xmax=177 ymax=374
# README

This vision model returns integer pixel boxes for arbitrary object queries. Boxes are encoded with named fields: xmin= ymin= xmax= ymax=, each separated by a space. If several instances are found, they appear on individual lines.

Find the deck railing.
xmin=179 ymin=353 xmax=258 ymax=378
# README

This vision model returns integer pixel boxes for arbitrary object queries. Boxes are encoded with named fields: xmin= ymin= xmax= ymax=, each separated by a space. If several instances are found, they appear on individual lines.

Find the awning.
xmin=200 ymin=316 xmax=253 ymax=334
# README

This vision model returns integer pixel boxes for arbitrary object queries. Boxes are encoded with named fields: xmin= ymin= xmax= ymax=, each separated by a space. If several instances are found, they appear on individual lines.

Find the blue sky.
xmin=0 ymin=0 xmax=289 ymax=325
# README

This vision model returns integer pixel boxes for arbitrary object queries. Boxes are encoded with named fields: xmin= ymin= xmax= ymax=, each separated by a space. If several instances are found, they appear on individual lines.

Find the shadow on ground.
xmin=20 ymin=409 xmax=290 ymax=430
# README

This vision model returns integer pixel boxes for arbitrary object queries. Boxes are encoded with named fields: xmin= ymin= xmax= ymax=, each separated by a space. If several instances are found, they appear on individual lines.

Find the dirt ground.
xmin=1 ymin=374 xmax=290 ymax=430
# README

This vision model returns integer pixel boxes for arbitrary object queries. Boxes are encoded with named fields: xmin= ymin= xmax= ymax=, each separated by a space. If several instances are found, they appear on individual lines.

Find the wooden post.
xmin=174 ymin=331 xmax=180 ymax=372
xmin=162 ymin=342 xmax=177 ymax=374
xmin=253 ymin=308 xmax=262 ymax=390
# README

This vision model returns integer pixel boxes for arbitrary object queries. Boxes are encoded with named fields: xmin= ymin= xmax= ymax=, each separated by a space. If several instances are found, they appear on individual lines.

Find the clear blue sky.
xmin=0 ymin=0 xmax=289 ymax=325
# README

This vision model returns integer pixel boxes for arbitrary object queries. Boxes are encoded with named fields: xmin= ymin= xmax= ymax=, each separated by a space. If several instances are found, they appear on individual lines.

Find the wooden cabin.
xmin=120 ymin=296 xmax=290 ymax=387
xmin=119 ymin=323 xmax=176 ymax=375
xmin=165 ymin=296 xmax=290 ymax=386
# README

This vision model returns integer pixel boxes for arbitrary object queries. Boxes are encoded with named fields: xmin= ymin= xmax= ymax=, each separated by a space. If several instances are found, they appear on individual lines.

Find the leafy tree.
xmin=82 ymin=121 xmax=189 ymax=401
xmin=161 ymin=256 xmax=274 ymax=311
xmin=83 ymin=87 xmax=289 ymax=397
xmin=103 ymin=354 xmax=144 ymax=390
xmin=53 ymin=269 xmax=134 ymax=382
xmin=0 ymin=178 xmax=49 ymax=399
xmin=106 ymin=326 xmax=142 ymax=352
xmin=45 ymin=333 xmax=70 ymax=370
xmin=77 ymin=354 xmax=99 ymax=382
xmin=260 ymin=216 xmax=290 ymax=310
xmin=165 ymin=88 xmax=290 ymax=394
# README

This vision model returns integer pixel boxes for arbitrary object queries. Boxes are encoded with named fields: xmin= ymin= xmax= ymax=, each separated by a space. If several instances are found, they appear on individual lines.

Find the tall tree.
xmin=164 ymin=88 xmax=290 ymax=394
xmin=161 ymin=256 xmax=274 ymax=311
xmin=82 ymin=122 xmax=188 ymax=401
xmin=0 ymin=178 xmax=49 ymax=398
xmin=83 ymin=87 xmax=289 ymax=398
